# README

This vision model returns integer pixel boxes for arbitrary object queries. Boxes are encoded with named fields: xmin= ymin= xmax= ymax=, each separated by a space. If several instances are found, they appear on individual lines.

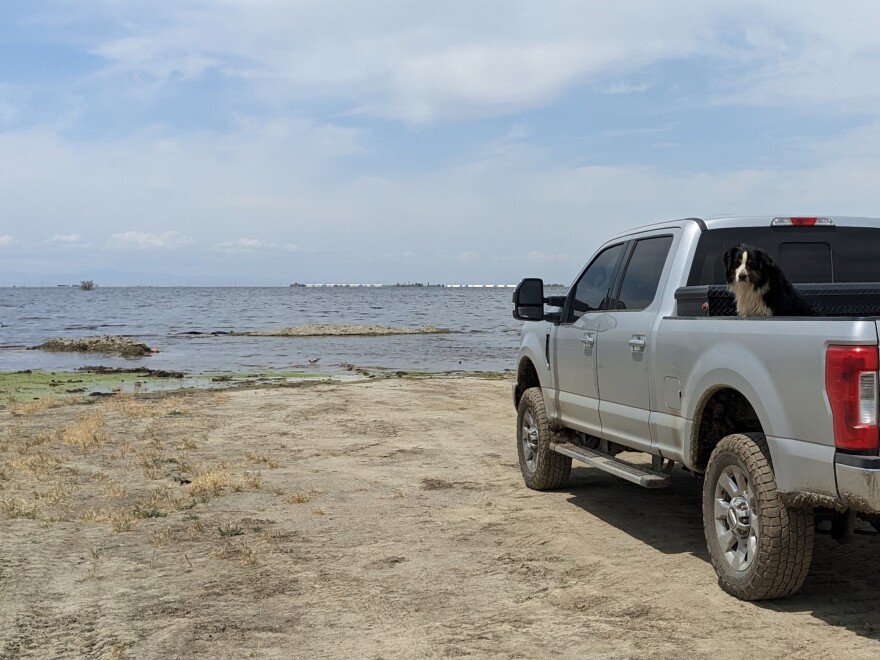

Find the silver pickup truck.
xmin=512 ymin=215 xmax=880 ymax=601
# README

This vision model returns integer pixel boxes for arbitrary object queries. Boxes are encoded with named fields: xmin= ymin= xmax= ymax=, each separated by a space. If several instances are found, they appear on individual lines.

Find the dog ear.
xmin=723 ymin=246 xmax=738 ymax=273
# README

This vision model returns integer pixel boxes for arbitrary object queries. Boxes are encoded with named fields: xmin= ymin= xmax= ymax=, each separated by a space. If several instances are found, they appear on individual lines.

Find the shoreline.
xmin=0 ymin=367 xmax=513 ymax=404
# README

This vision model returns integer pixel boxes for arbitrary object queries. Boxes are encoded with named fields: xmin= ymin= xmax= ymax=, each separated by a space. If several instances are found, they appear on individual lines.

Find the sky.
xmin=2 ymin=2 xmax=880 ymax=286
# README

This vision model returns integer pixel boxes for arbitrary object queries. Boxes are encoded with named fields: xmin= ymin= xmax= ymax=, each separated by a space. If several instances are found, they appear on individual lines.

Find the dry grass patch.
xmin=139 ymin=420 xmax=169 ymax=449
xmin=185 ymin=519 xmax=207 ymax=539
xmin=244 ymin=451 xmax=280 ymax=469
xmin=176 ymin=436 xmax=200 ymax=451
xmin=5 ymin=451 xmax=63 ymax=476
xmin=187 ymin=467 xmax=231 ymax=498
xmin=61 ymin=411 xmax=109 ymax=451
xmin=212 ymin=540 xmax=258 ymax=565
xmin=151 ymin=525 xmax=174 ymax=548
xmin=0 ymin=496 xmax=39 ymax=519
xmin=31 ymin=481 xmax=67 ymax=504
xmin=136 ymin=451 xmax=165 ymax=480
xmin=285 ymin=491 xmax=312 ymax=504
xmin=110 ymin=440 xmax=132 ymax=459
xmin=103 ymin=480 xmax=126 ymax=498
xmin=9 ymin=398 xmax=57 ymax=417
xmin=110 ymin=509 xmax=137 ymax=532
xmin=218 ymin=520 xmax=244 ymax=537
xmin=105 ymin=395 xmax=155 ymax=420
xmin=81 ymin=507 xmax=113 ymax=523
xmin=18 ymin=430 xmax=55 ymax=453
xmin=231 ymin=471 xmax=262 ymax=493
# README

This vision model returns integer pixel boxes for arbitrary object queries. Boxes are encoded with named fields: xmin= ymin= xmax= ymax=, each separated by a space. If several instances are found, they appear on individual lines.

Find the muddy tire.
xmin=517 ymin=387 xmax=571 ymax=490
xmin=702 ymin=433 xmax=814 ymax=600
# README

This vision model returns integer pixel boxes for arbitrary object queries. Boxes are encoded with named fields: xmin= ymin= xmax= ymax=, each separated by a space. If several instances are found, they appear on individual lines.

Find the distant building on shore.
xmin=289 ymin=282 xmax=516 ymax=288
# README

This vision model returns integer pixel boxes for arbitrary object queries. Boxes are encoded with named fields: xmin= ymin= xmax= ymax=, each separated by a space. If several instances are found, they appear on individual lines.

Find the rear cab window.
xmin=687 ymin=227 xmax=880 ymax=285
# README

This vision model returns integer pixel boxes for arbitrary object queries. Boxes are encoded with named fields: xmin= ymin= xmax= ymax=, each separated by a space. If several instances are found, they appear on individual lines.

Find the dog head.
xmin=723 ymin=244 xmax=772 ymax=289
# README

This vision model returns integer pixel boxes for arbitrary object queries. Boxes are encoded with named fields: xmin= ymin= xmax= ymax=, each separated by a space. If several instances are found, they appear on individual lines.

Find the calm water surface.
xmin=0 ymin=286 xmax=566 ymax=375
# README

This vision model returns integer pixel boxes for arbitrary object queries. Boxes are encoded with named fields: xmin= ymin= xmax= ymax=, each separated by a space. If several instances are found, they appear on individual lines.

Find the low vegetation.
xmin=0 ymin=389 xmax=299 ymax=566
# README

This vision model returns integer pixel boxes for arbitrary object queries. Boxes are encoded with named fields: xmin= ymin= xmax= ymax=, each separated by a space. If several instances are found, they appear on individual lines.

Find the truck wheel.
xmin=517 ymin=387 xmax=571 ymax=490
xmin=702 ymin=433 xmax=814 ymax=600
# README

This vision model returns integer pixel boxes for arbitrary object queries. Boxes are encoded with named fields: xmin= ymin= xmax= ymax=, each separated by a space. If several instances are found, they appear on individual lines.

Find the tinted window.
xmin=687 ymin=227 xmax=880 ymax=285
xmin=569 ymin=243 xmax=625 ymax=320
xmin=615 ymin=236 xmax=673 ymax=311
xmin=778 ymin=242 xmax=832 ymax=283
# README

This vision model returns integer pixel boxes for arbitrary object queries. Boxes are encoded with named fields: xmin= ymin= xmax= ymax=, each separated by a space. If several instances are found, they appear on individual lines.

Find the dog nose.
xmin=737 ymin=272 xmax=747 ymax=281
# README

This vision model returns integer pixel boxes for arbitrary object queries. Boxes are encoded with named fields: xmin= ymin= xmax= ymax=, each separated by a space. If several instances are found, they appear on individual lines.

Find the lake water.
xmin=0 ymin=286 xmax=566 ymax=375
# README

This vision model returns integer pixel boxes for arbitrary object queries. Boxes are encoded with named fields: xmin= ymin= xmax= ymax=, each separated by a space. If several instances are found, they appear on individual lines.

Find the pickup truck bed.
xmin=676 ymin=282 xmax=880 ymax=317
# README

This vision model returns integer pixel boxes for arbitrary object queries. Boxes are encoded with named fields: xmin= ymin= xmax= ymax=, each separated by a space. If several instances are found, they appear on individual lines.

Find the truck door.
xmin=554 ymin=242 xmax=626 ymax=437
xmin=597 ymin=234 xmax=674 ymax=452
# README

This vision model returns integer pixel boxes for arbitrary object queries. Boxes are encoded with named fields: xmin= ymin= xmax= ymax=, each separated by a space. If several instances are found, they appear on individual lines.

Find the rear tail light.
xmin=825 ymin=345 xmax=879 ymax=452
xmin=771 ymin=217 xmax=834 ymax=227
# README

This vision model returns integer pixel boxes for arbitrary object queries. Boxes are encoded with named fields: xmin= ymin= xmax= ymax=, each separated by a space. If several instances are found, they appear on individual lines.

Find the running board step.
xmin=550 ymin=443 xmax=671 ymax=488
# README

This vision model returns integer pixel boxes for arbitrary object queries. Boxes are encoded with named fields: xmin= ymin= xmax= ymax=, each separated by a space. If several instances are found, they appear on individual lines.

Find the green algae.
xmin=0 ymin=369 xmax=333 ymax=404
xmin=0 ymin=369 xmax=155 ymax=403
xmin=0 ymin=368 xmax=512 ymax=405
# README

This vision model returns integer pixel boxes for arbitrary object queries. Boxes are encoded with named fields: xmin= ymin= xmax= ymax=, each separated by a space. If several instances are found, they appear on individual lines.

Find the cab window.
xmin=568 ymin=243 xmax=625 ymax=320
xmin=614 ymin=236 xmax=673 ymax=311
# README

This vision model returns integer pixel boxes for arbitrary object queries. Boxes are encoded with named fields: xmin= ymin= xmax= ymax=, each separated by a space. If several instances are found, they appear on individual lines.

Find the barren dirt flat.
xmin=2 ymin=377 xmax=880 ymax=659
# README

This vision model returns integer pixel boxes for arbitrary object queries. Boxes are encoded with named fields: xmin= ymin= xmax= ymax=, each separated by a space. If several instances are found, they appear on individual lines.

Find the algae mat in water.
xmin=0 ymin=369 xmax=333 ymax=404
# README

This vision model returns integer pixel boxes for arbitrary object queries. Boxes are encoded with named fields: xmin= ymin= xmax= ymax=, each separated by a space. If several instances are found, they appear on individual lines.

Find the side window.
xmin=615 ymin=236 xmax=673 ymax=311
xmin=569 ymin=243 xmax=625 ymax=320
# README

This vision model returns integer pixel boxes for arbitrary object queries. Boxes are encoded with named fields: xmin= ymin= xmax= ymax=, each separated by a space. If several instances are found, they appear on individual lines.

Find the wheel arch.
xmin=514 ymin=356 xmax=541 ymax=409
xmin=689 ymin=386 xmax=765 ymax=473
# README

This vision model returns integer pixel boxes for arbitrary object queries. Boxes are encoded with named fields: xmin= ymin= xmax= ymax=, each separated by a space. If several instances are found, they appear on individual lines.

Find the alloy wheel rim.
xmin=713 ymin=464 xmax=759 ymax=571
xmin=521 ymin=410 xmax=539 ymax=473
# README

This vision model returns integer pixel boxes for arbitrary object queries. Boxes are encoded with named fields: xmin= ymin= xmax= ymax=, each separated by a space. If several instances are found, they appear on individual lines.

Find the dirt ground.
xmin=1 ymin=377 xmax=880 ymax=659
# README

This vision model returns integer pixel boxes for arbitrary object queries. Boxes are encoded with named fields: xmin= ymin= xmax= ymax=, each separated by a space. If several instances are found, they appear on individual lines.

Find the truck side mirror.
xmin=512 ymin=278 xmax=545 ymax=320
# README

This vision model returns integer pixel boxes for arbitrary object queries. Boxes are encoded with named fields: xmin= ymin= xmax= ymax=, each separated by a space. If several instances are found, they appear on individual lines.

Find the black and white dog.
xmin=723 ymin=244 xmax=814 ymax=317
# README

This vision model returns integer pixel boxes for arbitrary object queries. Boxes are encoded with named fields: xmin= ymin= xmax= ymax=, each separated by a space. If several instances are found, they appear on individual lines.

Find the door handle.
xmin=580 ymin=332 xmax=596 ymax=348
xmin=628 ymin=336 xmax=646 ymax=352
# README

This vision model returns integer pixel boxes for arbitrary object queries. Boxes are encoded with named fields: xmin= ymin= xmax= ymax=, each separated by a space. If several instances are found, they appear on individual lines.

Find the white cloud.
xmin=50 ymin=233 xmax=85 ymax=244
xmin=602 ymin=80 xmax=653 ymax=95
xmin=214 ymin=238 xmax=274 ymax=254
xmin=0 ymin=235 xmax=13 ymax=247
xmin=54 ymin=2 xmax=734 ymax=122
xmin=108 ymin=230 xmax=193 ymax=249
xmin=64 ymin=1 xmax=880 ymax=122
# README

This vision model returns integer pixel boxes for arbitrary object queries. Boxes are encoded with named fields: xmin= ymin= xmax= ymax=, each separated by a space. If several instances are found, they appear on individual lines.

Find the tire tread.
xmin=703 ymin=432 xmax=814 ymax=600
xmin=517 ymin=388 xmax=571 ymax=490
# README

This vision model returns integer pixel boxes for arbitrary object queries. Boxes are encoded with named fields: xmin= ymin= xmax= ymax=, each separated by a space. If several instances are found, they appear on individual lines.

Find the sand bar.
xmin=235 ymin=323 xmax=450 ymax=337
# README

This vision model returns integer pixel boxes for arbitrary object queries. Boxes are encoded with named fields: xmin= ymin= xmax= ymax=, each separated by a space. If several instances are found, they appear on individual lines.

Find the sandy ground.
xmin=1 ymin=377 xmax=880 ymax=659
